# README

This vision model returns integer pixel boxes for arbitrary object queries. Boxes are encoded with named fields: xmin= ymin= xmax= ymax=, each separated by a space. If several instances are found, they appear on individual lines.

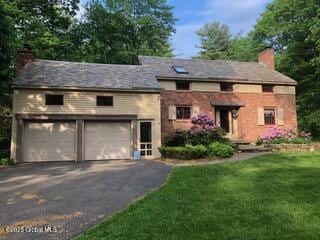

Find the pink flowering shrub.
xmin=190 ymin=114 xmax=216 ymax=132
xmin=164 ymin=114 xmax=227 ymax=146
xmin=257 ymin=126 xmax=312 ymax=145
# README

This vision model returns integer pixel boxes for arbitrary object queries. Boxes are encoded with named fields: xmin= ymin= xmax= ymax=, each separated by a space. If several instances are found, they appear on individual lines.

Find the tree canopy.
xmin=72 ymin=0 xmax=176 ymax=64
xmin=196 ymin=21 xmax=231 ymax=60
xmin=252 ymin=0 xmax=320 ymax=138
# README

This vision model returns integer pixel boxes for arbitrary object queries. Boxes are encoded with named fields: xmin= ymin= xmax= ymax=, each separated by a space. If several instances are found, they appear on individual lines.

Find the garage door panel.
xmin=85 ymin=122 xmax=131 ymax=160
xmin=24 ymin=122 xmax=75 ymax=162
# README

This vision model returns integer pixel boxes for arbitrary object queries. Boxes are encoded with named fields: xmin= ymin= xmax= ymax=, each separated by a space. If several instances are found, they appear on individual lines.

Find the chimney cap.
xmin=259 ymin=46 xmax=274 ymax=52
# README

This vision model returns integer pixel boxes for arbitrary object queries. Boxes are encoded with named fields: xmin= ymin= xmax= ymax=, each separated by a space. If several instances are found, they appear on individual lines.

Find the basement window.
xmin=96 ymin=96 xmax=113 ymax=106
xmin=45 ymin=94 xmax=64 ymax=105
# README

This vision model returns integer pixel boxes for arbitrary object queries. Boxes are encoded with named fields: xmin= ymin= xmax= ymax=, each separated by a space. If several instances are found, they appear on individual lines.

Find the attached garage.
xmin=23 ymin=121 xmax=76 ymax=162
xmin=84 ymin=122 xmax=131 ymax=160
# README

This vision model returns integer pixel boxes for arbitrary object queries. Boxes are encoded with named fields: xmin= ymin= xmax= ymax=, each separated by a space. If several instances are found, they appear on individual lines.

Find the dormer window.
xmin=172 ymin=66 xmax=188 ymax=74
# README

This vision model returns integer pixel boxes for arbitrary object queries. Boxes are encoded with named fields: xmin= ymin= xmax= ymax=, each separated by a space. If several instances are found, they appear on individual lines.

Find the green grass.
xmin=76 ymin=153 xmax=320 ymax=240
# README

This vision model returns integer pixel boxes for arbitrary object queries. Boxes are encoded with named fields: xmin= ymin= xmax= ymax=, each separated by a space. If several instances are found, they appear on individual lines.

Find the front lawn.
xmin=76 ymin=153 xmax=320 ymax=240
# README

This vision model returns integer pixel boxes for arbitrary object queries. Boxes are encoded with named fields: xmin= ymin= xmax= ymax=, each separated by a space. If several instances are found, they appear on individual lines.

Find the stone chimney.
xmin=16 ymin=44 xmax=35 ymax=74
xmin=258 ymin=48 xmax=274 ymax=70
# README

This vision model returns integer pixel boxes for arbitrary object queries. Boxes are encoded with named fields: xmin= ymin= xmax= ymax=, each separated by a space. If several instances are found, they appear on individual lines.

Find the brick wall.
xmin=161 ymin=90 xmax=297 ymax=143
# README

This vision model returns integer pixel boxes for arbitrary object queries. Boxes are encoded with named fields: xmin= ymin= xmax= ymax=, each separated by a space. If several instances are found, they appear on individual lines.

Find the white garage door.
xmin=84 ymin=122 xmax=131 ymax=160
xmin=24 ymin=122 xmax=76 ymax=162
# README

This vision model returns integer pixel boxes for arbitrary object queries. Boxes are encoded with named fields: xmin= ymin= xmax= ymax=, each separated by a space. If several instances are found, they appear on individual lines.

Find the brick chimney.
xmin=258 ymin=48 xmax=274 ymax=70
xmin=16 ymin=44 xmax=35 ymax=74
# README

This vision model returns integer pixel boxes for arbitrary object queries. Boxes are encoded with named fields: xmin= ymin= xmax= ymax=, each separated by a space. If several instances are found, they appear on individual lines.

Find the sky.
xmin=77 ymin=0 xmax=272 ymax=59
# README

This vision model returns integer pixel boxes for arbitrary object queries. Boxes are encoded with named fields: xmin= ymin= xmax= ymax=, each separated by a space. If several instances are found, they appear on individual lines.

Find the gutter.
xmin=12 ymin=85 xmax=162 ymax=93
xmin=156 ymin=76 xmax=297 ymax=86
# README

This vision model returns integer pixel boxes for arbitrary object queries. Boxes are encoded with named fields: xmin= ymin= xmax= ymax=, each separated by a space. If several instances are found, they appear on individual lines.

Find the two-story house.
xmin=11 ymin=46 xmax=297 ymax=163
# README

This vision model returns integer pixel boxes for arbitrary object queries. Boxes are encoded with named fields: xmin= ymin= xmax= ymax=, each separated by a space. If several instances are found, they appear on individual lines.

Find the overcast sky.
xmin=77 ymin=0 xmax=272 ymax=58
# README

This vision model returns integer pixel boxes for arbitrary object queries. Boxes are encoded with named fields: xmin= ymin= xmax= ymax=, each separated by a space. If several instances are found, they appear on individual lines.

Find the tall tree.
xmin=74 ymin=0 xmax=176 ymax=64
xmin=251 ymin=0 xmax=320 ymax=138
xmin=4 ymin=0 xmax=79 ymax=60
xmin=226 ymin=34 xmax=262 ymax=62
xmin=0 ymin=0 xmax=15 ymax=158
xmin=196 ymin=21 xmax=231 ymax=60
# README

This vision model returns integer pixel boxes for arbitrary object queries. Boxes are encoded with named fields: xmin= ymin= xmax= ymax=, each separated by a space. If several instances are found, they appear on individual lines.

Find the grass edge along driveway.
xmin=76 ymin=152 xmax=320 ymax=240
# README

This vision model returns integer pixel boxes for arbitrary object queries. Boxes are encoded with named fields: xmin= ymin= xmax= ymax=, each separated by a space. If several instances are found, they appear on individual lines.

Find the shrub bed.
xmin=256 ymin=126 xmax=311 ymax=145
xmin=164 ymin=114 xmax=227 ymax=147
xmin=208 ymin=142 xmax=235 ymax=158
xmin=271 ymin=143 xmax=320 ymax=152
xmin=0 ymin=157 xmax=14 ymax=166
xmin=159 ymin=142 xmax=234 ymax=160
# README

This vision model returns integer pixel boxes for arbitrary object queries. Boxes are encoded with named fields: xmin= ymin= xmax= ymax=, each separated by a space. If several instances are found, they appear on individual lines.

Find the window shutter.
xmin=192 ymin=106 xmax=200 ymax=117
xmin=277 ymin=108 xmax=284 ymax=125
xmin=168 ymin=105 xmax=176 ymax=120
xmin=257 ymin=107 xmax=264 ymax=125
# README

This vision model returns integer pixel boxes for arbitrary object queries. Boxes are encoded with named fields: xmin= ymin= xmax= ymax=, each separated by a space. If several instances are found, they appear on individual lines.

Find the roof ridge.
xmin=36 ymin=59 xmax=145 ymax=68
xmin=138 ymin=55 xmax=261 ymax=65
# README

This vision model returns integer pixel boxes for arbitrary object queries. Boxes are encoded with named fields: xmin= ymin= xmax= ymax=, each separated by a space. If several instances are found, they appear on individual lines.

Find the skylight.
xmin=172 ymin=66 xmax=188 ymax=74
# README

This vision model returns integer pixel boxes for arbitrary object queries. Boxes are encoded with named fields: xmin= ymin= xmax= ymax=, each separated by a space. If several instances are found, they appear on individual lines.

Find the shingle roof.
xmin=13 ymin=60 xmax=161 ymax=90
xmin=139 ymin=56 xmax=297 ymax=85
xmin=14 ymin=55 xmax=297 ymax=90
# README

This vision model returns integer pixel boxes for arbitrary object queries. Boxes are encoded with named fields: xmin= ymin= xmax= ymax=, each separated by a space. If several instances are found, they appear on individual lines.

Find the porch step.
xmin=232 ymin=139 xmax=250 ymax=145
xmin=238 ymin=145 xmax=271 ymax=153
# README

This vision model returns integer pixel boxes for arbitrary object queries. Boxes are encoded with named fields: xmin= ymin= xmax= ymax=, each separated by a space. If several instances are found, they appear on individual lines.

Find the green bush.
xmin=163 ymin=129 xmax=189 ymax=147
xmin=159 ymin=144 xmax=207 ymax=160
xmin=185 ymin=144 xmax=207 ymax=159
xmin=0 ymin=157 xmax=14 ymax=166
xmin=188 ymin=128 xmax=226 ymax=146
xmin=208 ymin=142 xmax=234 ymax=158
xmin=163 ymin=128 xmax=226 ymax=147
xmin=290 ymin=137 xmax=311 ymax=144
xmin=256 ymin=138 xmax=263 ymax=146
xmin=159 ymin=146 xmax=190 ymax=159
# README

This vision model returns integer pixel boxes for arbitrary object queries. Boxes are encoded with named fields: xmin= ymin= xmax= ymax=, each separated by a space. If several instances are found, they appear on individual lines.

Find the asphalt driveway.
xmin=0 ymin=160 xmax=171 ymax=240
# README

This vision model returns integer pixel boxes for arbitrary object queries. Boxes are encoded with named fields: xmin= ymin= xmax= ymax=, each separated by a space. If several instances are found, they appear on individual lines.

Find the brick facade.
xmin=161 ymin=90 xmax=297 ymax=143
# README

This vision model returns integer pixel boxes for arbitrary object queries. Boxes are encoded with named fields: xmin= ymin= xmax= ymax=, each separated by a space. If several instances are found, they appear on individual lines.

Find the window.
xmin=176 ymin=81 xmax=190 ymax=90
xmin=264 ymin=109 xmax=276 ymax=125
xmin=176 ymin=106 xmax=191 ymax=119
xmin=262 ymin=84 xmax=274 ymax=93
xmin=220 ymin=83 xmax=233 ymax=92
xmin=172 ymin=66 xmax=188 ymax=74
xmin=140 ymin=122 xmax=152 ymax=156
xmin=45 ymin=94 xmax=63 ymax=105
xmin=96 ymin=96 xmax=113 ymax=106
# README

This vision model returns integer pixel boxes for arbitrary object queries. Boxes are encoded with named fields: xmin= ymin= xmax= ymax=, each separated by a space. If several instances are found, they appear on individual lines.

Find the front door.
xmin=215 ymin=108 xmax=238 ymax=140
xmin=220 ymin=110 xmax=230 ymax=133
xmin=139 ymin=122 xmax=153 ymax=158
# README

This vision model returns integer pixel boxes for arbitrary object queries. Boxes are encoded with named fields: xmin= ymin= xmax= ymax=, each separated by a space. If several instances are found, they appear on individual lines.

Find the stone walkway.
xmin=158 ymin=152 xmax=270 ymax=167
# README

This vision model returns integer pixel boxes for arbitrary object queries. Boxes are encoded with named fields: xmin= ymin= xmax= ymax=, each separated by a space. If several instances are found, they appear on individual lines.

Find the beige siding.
xmin=191 ymin=82 xmax=220 ymax=92
xmin=274 ymin=86 xmax=295 ymax=95
xmin=10 ymin=117 xmax=17 ymax=161
xmin=11 ymin=89 xmax=161 ymax=159
xmin=233 ymin=84 xmax=262 ymax=93
xmin=159 ymin=80 xmax=176 ymax=90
